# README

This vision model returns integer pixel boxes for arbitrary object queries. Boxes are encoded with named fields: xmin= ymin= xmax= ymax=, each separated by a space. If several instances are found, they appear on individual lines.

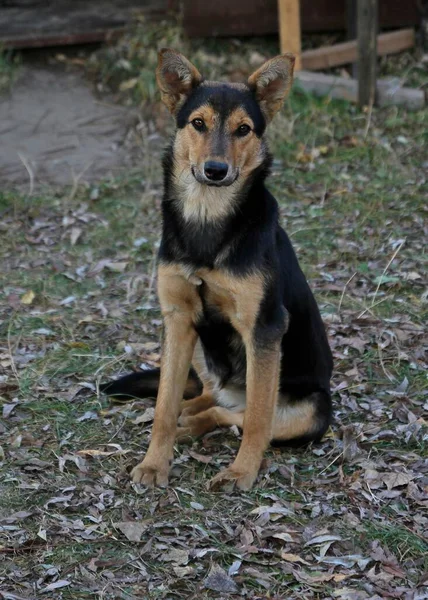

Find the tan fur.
xmin=226 ymin=108 xmax=266 ymax=179
xmin=179 ymin=394 xmax=216 ymax=419
xmin=191 ymin=339 xmax=218 ymax=394
xmin=177 ymin=399 xmax=316 ymax=441
xmin=248 ymin=54 xmax=295 ymax=121
xmin=196 ymin=269 xmax=265 ymax=339
xmin=131 ymin=264 xmax=202 ymax=485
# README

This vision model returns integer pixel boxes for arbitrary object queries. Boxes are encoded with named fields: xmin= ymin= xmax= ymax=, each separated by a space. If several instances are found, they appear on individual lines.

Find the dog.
xmin=100 ymin=48 xmax=333 ymax=491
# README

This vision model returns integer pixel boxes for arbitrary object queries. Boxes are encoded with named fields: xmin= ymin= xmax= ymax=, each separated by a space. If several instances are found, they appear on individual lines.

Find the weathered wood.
xmin=183 ymin=0 xmax=419 ymax=38
xmin=0 ymin=0 xmax=167 ymax=49
xmin=278 ymin=0 xmax=301 ymax=69
xmin=295 ymin=71 xmax=425 ymax=110
xmin=301 ymin=28 xmax=415 ymax=71
xmin=346 ymin=0 xmax=357 ymax=77
xmin=358 ymin=0 xmax=378 ymax=107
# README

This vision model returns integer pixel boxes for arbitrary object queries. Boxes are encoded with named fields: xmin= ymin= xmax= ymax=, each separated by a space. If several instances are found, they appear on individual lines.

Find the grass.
xmin=0 ymin=46 xmax=20 ymax=94
xmin=1 ymin=23 xmax=427 ymax=598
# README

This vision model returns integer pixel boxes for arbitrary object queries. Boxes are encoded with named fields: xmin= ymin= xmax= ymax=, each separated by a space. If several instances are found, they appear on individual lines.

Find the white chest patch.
xmin=173 ymin=171 xmax=239 ymax=223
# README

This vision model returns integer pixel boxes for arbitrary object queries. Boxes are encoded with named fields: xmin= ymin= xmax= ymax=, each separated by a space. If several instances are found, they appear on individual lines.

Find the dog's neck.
xmin=160 ymin=145 xmax=273 ymax=267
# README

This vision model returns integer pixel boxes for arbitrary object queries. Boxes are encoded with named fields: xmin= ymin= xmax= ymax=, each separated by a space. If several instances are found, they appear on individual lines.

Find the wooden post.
xmin=346 ymin=0 xmax=357 ymax=77
xmin=357 ymin=0 xmax=378 ymax=107
xmin=278 ymin=0 xmax=301 ymax=70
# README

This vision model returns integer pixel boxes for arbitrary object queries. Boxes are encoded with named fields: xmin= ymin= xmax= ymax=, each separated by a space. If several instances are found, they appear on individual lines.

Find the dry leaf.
xmin=70 ymin=227 xmax=82 ymax=245
xmin=281 ymin=552 xmax=311 ymax=565
xmin=21 ymin=289 xmax=35 ymax=305
xmin=382 ymin=472 xmax=414 ymax=490
xmin=114 ymin=521 xmax=149 ymax=542
xmin=133 ymin=407 xmax=155 ymax=424
xmin=40 ymin=580 xmax=70 ymax=593
xmin=161 ymin=548 xmax=189 ymax=565
xmin=204 ymin=564 xmax=238 ymax=593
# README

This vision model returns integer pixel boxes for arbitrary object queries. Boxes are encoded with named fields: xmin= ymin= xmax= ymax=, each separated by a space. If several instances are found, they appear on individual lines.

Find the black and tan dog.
xmin=101 ymin=48 xmax=333 ymax=491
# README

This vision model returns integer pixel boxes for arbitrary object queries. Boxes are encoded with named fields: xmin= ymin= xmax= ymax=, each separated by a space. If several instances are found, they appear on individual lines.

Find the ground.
xmin=0 ymin=22 xmax=427 ymax=600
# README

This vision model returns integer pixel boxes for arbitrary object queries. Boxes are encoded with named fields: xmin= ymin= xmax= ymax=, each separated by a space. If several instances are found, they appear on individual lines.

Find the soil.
xmin=0 ymin=54 xmax=141 ymax=190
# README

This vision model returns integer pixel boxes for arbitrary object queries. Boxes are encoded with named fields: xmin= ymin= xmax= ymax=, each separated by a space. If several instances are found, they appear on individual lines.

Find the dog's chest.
xmin=179 ymin=264 xmax=264 ymax=333
xmin=189 ymin=267 xmax=238 ymax=322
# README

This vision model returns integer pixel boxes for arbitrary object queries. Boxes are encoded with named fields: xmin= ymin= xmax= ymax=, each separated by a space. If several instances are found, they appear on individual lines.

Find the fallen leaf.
xmin=188 ymin=450 xmax=212 ymax=463
xmin=305 ymin=534 xmax=342 ymax=546
xmin=114 ymin=521 xmax=149 ymax=542
xmin=382 ymin=472 xmax=414 ymax=490
xmin=119 ymin=77 xmax=139 ymax=91
xmin=161 ymin=548 xmax=189 ymax=565
xmin=105 ymin=261 xmax=128 ymax=273
xmin=40 ymin=580 xmax=70 ymax=593
xmin=2 ymin=403 xmax=17 ymax=419
xmin=70 ymin=227 xmax=82 ymax=245
xmin=21 ymin=290 xmax=35 ymax=305
xmin=133 ymin=407 xmax=155 ymax=424
xmin=228 ymin=559 xmax=242 ymax=576
xmin=281 ymin=552 xmax=311 ymax=565
xmin=204 ymin=564 xmax=238 ymax=593
xmin=0 ymin=510 xmax=33 ymax=524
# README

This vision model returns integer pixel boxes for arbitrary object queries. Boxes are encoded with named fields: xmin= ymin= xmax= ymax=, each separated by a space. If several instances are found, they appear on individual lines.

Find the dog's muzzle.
xmin=192 ymin=164 xmax=238 ymax=187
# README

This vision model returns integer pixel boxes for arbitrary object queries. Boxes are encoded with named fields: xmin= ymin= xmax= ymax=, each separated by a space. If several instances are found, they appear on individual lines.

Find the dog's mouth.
xmin=191 ymin=166 xmax=239 ymax=188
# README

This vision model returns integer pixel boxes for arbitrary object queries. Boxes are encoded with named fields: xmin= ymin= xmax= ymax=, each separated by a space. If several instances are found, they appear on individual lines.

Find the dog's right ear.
xmin=156 ymin=48 xmax=202 ymax=114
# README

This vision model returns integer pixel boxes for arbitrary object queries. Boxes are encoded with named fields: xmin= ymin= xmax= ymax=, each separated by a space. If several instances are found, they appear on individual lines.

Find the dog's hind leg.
xmin=180 ymin=394 xmax=215 ymax=417
xmin=272 ymin=391 xmax=332 ymax=446
xmin=176 ymin=406 xmax=244 ymax=440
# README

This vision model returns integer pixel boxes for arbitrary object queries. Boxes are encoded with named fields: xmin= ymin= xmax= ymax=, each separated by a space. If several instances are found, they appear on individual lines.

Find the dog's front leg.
xmin=131 ymin=266 xmax=201 ymax=487
xmin=210 ymin=338 xmax=281 ymax=491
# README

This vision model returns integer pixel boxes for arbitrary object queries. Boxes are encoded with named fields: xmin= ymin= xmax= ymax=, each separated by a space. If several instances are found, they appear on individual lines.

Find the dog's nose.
xmin=204 ymin=161 xmax=229 ymax=182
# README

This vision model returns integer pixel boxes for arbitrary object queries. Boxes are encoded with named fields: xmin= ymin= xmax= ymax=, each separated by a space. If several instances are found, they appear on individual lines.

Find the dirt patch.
xmin=0 ymin=63 xmax=141 ymax=189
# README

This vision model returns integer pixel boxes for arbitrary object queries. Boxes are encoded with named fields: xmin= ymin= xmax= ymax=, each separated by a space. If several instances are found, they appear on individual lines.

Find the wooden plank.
xmin=183 ymin=0 xmax=419 ymax=38
xmin=358 ymin=0 xmax=378 ymax=107
xmin=0 ymin=0 xmax=167 ymax=49
xmin=346 ymin=0 xmax=357 ymax=77
xmin=301 ymin=28 xmax=415 ymax=71
xmin=278 ymin=0 xmax=301 ymax=69
xmin=295 ymin=71 xmax=425 ymax=110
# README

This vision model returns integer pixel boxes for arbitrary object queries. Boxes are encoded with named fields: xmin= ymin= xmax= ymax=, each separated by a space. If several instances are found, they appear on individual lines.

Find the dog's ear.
xmin=248 ymin=54 xmax=295 ymax=121
xmin=156 ymin=48 xmax=202 ymax=114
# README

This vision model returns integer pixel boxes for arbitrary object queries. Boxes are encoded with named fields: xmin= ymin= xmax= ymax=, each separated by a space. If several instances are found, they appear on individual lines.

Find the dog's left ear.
xmin=156 ymin=48 xmax=202 ymax=114
xmin=248 ymin=54 xmax=295 ymax=121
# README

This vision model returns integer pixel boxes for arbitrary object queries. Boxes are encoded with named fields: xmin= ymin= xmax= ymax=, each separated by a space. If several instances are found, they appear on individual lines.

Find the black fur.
xmin=101 ymin=80 xmax=333 ymax=445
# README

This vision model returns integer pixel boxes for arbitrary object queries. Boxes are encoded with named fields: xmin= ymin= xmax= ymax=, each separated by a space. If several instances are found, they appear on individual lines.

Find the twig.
xmin=17 ymin=151 xmax=35 ymax=197
xmin=7 ymin=313 xmax=20 ymax=385
xmin=338 ymin=272 xmax=357 ymax=315
xmin=68 ymin=162 xmax=93 ymax=202
xmin=357 ymin=295 xmax=392 ymax=319
xmin=371 ymin=239 xmax=405 ymax=307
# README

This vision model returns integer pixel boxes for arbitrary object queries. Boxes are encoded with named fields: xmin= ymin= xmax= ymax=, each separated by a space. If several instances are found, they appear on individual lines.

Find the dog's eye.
xmin=191 ymin=118 xmax=205 ymax=131
xmin=236 ymin=124 xmax=251 ymax=137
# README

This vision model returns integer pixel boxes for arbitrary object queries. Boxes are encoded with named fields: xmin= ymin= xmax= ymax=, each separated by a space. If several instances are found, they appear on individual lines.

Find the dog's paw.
xmin=175 ymin=426 xmax=193 ymax=441
xmin=176 ymin=414 xmax=205 ymax=437
xmin=130 ymin=458 xmax=170 ymax=488
xmin=208 ymin=465 xmax=258 ymax=491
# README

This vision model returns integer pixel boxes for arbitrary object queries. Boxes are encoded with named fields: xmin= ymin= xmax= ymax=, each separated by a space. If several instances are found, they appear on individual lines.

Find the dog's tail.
xmin=99 ymin=368 xmax=202 ymax=401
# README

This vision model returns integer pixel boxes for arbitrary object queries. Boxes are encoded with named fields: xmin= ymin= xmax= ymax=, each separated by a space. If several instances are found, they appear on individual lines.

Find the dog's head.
xmin=157 ymin=48 xmax=295 ymax=189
